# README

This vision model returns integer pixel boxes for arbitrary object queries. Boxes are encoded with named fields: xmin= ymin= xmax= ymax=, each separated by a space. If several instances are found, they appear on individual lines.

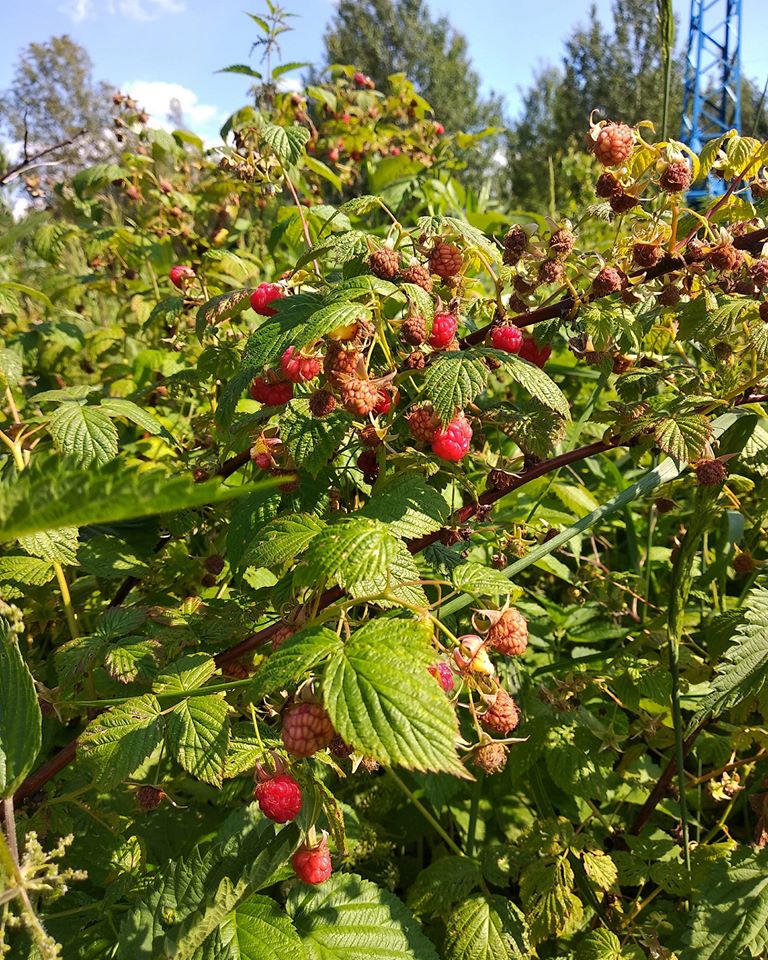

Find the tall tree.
xmin=0 ymin=35 xmax=114 ymax=179
xmin=322 ymin=0 xmax=502 ymax=132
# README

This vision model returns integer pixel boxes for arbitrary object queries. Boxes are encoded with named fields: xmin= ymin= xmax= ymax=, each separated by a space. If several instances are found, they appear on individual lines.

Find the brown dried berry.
xmin=429 ymin=241 xmax=463 ymax=279
xmin=492 ymin=551 xmax=508 ymax=569
xmin=654 ymin=497 xmax=676 ymax=514
xmin=591 ymin=122 xmax=634 ymax=167
xmin=508 ymin=294 xmax=528 ymax=314
xmin=609 ymin=190 xmax=639 ymax=214
xmin=204 ymin=555 xmax=225 ymax=576
xmin=400 ymin=261 xmax=433 ymax=292
xmin=659 ymin=160 xmax=692 ymax=193
xmin=549 ymin=227 xmax=575 ymax=258
xmin=760 ymin=301 xmax=768 ymax=323
xmin=136 ymin=785 xmax=164 ymax=811
xmin=595 ymin=171 xmax=621 ymax=198
xmin=538 ymin=258 xmax=565 ymax=285
xmin=751 ymin=260 xmax=768 ymax=288
xmin=612 ymin=354 xmax=633 ymax=374
xmin=401 ymin=314 xmax=427 ymax=345
xmin=684 ymin=238 xmax=706 ymax=263
xmin=592 ymin=266 xmax=623 ymax=296
xmin=695 ymin=459 xmax=728 ymax=487
xmin=330 ymin=734 xmax=354 ymax=759
xmin=309 ymin=389 xmax=337 ymax=418
xmin=481 ymin=688 xmax=521 ymax=734
xmin=473 ymin=741 xmax=509 ymax=775
xmin=632 ymin=242 xmax=663 ymax=269
xmin=513 ymin=275 xmax=536 ymax=295
xmin=339 ymin=378 xmax=380 ymax=416
xmin=713 ymin=341 xmax=733 ymax=362
xmin=404 ymin=350 xmax=426 ymax=370
xmin=733 ymin=551 xmax=755 ymax=575
xmin=368 ymin=246 xmax=400 ymax=279
xmin=658 ymin=284 xmax=682 ymax=307
xmin=359 ymin=424 xmax=381 ymax=448
xmin=488 ymin=468 xmax=515 ymax=491
xmin=502 ymin=225 xmax=528 ymax=265
xmin=706 ymin=243 xmax=743 ymax=273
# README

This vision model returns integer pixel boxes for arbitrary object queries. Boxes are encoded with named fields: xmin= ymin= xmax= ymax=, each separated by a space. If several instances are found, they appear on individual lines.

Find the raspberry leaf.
xmin=167 ymin=694 xmax=230 ymax=787
xmin=407 ymin=857 xmax=483 ymax=917
xmin=452 ymin=561 xmax=521 ymax=598
xmin=281 ymin=400 xmax=351 ymax=477
xmin=422 ymin=354 xmax=488 ymax=424
xmin=245 ymin=513 xmax=326 ymax=569
xmin=0 ymin=618 xmax=42 ymax=798
xmin=322 ymin=620 xmax=464 ymax=774
xmin=48 ymin=401 xmax=119 ymax=466
xmin=294 ymin=517 xmax=398 ymax=591
xmin=362 ymin=472 xmax=449 ymax=539
xmin=443 ymin=895 xmax=529 ymax=960
xmin=288 ymin=873 xmax=439 ymax=960
xmin=249 ymin=626 xmax=343 ymax=702
xmin=79 ymin=694 xmax=164 ymax=788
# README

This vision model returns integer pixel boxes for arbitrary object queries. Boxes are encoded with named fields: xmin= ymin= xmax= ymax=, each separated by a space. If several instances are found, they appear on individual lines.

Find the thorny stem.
xmin=385 ymin=768 xmax=466 ymax=858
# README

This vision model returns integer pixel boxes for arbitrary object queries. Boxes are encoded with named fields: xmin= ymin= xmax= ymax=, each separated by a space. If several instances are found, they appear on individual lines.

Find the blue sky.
xmin=2 ymin=1 xmax=767 ymax=143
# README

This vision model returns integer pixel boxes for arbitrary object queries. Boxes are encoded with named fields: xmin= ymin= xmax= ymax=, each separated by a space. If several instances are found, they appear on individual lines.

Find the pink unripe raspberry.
xmin=292 ymin=837 xmax=332 ymax=884
xmin=434 ymin=122 xmax=445 ymax=135
xmin=431 ymin=413 xmax=473 ymax=462
xmin=169 ymin=265 xmax=195 ymax=289
xmin=281 ymin=346 xmax=321 ymax=384
xmin=428 ymin=661 xmax=454 ymax=691
xmin=254 ymin=773 xmax=303 ymax=823
xmin=250 ymin=282 xmax=284 ymax=316
xmin=281 ymin=702 xmax=334 ymax=757
xmin=250 ymin=377 xmax=293 ymax=406
xmin=429 ymin=311 xmax=458 ymax=348
xmin=591 ymin=122 xmax=634 ymax=167
xmin=490 ymin=323 xmax=523 ymax=354
xmin=407 ymin=405 xmax=440 ymax=443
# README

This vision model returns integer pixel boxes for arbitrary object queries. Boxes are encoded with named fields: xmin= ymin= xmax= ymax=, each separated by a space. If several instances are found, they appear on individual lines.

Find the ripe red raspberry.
xmin=434 ymin=122 xmax=445 ymax=135
xmin=136 ymin=785 xmax=164 ymax=811
xmin=281 ymin=702 xmax=334 ymax=757
xmin=659 ymin=160 xmax=692 ymax=193
xmin=549 ymin=227 xmax=575 ymax=258
xmin=373 ymin=388 xmax=396 ymax=415
xmin=431 ymin=413 xmax=473 ymax=462
xmin=429 ymin=311 xmax=458 ymax=348
xmin=591 ymin=121 xmax=634 ymax=167
xmin=519 ymin=336 xmax=552 ymax=368
xmin=429 ymin=241 xmax=463 ymax=279
xmin=309 ymin=389 xmax=336 ymax=418
xmin=481 ymin=687 xmax=520 ymax=734
xmin=254 ymin=773 xmax=303 ymax=823
xmin=281 ymin=346 xmax=322 ymax=384
xmin=369 ymin=246 xmax=400 ymax=280
xmin=706 ymin=243 xmax=742 ymax=273
xmin=502 ymin=225 xmax=528 ymax=266
xmin=490 ymin=323 xmax=523 ymax=353
xmin=407 ymin=404 xmax=440 ymax=443
xmin=339 ymin=378 xmax=380 ymax=416
xmin=292 ymin=837 xmax=333 ymax=884
xmin=401 ymin=314 xmax=428 ymax=345
xmin=695 ymin=459 xmax=728 ymax=487
xmin=428 ymin=661 xmax=454 ymax=691
xmin=473 ymin=741 xmax=508 ymax=775
xmin=250 ymin=282 xmax=284 ymax=316
xmin=487 ymin=608 xmax=528 ymax=656
xmin=250 ymin=377 xmax=293 ymax=406
xmin=400 ymin=262 xmax=433 ymax=292
xmin=592 ymin=266 xmax=623 ymax=296
xmin=169 ymin=265 xmax=195 ymax=289
xmin=595 ymin=171 xmax=621 ymax=199
xmin=632 ymin=242 xmax=663 ymax=268
xmin=353 ymin=71 xmax=367 ymax=87
xmin=357 ymin=449 xmax=379 ymax=484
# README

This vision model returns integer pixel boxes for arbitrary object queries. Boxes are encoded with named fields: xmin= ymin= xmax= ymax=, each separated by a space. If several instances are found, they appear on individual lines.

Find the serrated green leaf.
xmin=407 ymin=857 xmax=482 ymax=917
xmin=443 ymin=895 xmax=529 ymax=960
xmin=362 ymin=472 xmax=449 ymax=539
xmin=196 ymin=289 xmax=252 ymax=340
xmin=48 ymin=402 xmax=119 ymax=466
xmin=79 ymin=694 xmax=164 ymax=788
xmin=575 ymin=929 xmax=623 ymax=960
xmin=281 ymin=400 xmax=351 ymax=477
xmin=0 ymin=555 xmax=55 ymax=586
xmin=323 ymin=621 xmax=463 ymax=774
xmin=681 ymin=847 xmax=768 ymax=960
xmin=246 ymin=513 xmax=325 ymax=569
xmin=210 ymin=893 xmax=304 ymax=959
xmin=303 ymin=154 xmax=343 ymax=192
xmin=105 ymin=638 xmax=159 ymax=684
xmin=288 ymin=873 xmax=439 ymax=960
xmin=99 ymin=398 xmax=165 ymax=436
xmin=421 ymin=355 xmax=488 ymax=424
xmin=581 ymin=850 xmax=618 ymax=891
xmin=399 ymin=283 xmax=435 ymax=322
xmin=452 ymin=562 xmax=517 ymax=597
xmin=0 ymin=618 xmax=42 ymax=797
xmin=498 ymin=353 xmax=570 ymax=418
xmin=348 ymin=538 xmax=428 ymax=608
xmin=0 ymin=348 xmax=22 ymax=388
xmin=260 ymin=122 xmax=310 ymax=166
xmin=18 ymin=527 xmax=78 ymax=565
xmin=167 ymin=695 xmax=230 ymax=786
xmin=154 ymin=653 xmax=217 ymax=694
xmin=250 ymin=626 xmax=343 ymax=701
xmin=295 ymin=517 xmax=398 ymax=591
xmin=654 ymin=413 xmax=711 ymax=461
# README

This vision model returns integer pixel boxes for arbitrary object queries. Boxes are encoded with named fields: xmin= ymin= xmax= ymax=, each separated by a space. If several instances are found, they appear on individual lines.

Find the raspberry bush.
xmin=4 ymin=9 xmax=768 ymax=960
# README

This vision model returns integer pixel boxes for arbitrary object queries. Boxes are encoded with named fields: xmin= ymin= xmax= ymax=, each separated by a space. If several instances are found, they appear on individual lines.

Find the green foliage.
xmin=0 ymin=617 xmax=41 ymax=797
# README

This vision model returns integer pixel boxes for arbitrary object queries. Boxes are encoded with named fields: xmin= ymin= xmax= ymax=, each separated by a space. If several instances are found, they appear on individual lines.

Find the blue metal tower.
xmin=680 ymin=0 xmax=743 ymax=195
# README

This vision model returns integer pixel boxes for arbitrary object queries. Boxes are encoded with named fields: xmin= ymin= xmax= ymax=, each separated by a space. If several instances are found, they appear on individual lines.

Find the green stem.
xmin=385 ymin=768 xmax=466 ymax=858
xmin=69 ymin=675 xmax=255 ymax=708
xmin=466 ymin=772 xmax=483 ymax=857
xmin=53 ymin=562 xmax=79 ymax=640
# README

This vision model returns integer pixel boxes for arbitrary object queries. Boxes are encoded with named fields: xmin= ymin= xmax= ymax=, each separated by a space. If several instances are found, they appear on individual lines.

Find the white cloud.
xmin=61 ymin=0 xmax=185 ymax=22
xmin=277 ymin=75 xmax=303 ymax=94
xmin=123 ymin=80 xmax=222 ymax=139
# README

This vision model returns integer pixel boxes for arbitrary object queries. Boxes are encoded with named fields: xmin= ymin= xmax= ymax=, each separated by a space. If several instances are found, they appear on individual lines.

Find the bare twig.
xmin=0 ymin=129 xmax=87 ymax=187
